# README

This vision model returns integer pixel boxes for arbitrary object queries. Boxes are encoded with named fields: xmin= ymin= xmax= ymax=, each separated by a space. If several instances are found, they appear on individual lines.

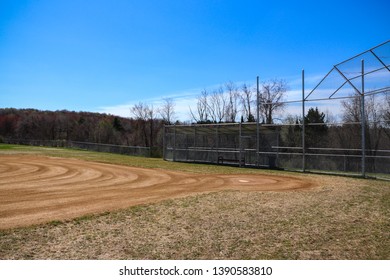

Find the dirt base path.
xmin=0 ymin=155 xmax=312 ymax=229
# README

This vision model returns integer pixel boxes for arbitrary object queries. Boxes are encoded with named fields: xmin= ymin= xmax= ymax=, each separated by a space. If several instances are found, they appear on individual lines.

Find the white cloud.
xmin=98 ymin=90 xmax=199 ymax=122
xmin=97 ymin=69 xmax=389 ymax=123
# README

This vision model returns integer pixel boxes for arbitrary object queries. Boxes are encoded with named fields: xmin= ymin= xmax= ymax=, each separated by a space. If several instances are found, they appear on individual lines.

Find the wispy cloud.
xmin=98 ymin=69 xmax=389 ymax=122
xmin=98 ymin=89 xmax=200 ymax=122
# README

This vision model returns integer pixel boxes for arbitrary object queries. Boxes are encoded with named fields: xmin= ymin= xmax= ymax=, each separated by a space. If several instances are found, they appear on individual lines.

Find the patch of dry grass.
xmin=0 ymin=145 xmax=389 ymax=259
xmin=1 ymin=175 xmax=389 ymax=259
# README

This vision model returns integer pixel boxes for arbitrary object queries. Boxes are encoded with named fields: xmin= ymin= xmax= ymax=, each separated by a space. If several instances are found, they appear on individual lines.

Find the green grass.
xmin=0 ymin=144 xmax=389 ymax=260
xmin=0 ymin=144 xmax=19 ymax=150
xmin=0 ymin=143 xmax=282 ymax=175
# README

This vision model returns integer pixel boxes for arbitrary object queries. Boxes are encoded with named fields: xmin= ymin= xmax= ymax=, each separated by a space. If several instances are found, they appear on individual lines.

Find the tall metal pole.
xmin=193 ymin=125 xmax=197 ymax=163
xmin=256 ymin=76 xmax=260 ymax=167
xmin=163 ymin=125 xmax=166 ymax=160
xmin=239 ymin=122 xmax=243 ymax=167
xmin=215 ymin=125 xmax=219 ymax=164
xmin=173 ymin=124 xmax=177 ymax=162
xmin=361 ymin=60 xmax=366 ymax=177
xmin=302 ymin=69 xmax=306 ymax=172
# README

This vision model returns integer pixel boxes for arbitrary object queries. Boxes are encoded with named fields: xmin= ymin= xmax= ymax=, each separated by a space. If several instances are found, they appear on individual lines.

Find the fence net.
xmin=164 ymin=41 xmax=390 ymax=179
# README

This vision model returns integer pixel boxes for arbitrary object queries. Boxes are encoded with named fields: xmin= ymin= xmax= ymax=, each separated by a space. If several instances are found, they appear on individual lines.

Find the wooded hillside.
xmin=0 ymin=108 xmax=165 ymax=148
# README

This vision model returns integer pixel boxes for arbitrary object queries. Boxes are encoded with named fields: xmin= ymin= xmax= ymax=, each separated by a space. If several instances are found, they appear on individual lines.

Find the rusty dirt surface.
xmin=0 ymin=155 xmax=313 ymax=229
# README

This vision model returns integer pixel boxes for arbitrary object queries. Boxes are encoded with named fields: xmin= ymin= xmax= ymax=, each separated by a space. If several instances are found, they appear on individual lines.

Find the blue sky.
xmin=0 ymin=0 xmax=389 ymax=121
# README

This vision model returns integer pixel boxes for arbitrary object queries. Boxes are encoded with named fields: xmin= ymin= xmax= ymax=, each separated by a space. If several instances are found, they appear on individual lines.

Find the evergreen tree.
xmin=304 ymin=107 xmax=328 ymax=149
xmin=112 ymin=117 xmax=124 ymax=132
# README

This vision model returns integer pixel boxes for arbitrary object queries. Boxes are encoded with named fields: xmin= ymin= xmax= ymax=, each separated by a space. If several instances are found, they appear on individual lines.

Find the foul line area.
xmin=0 ymin=155 xmax=313 ymax=229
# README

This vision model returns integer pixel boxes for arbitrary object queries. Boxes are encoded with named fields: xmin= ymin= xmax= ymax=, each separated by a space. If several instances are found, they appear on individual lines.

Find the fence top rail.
xmin=306 ymin=40 xmax=390 ymax=100
xmin=334 ymin=39 xmax=390 ymax=67
xmin=166 ymin=122 xmax=242 ymax=128
xmin=272 ymin=146 xmax=390 ymax=153
xmin=166 ymin=120 xmax=382 ymax=129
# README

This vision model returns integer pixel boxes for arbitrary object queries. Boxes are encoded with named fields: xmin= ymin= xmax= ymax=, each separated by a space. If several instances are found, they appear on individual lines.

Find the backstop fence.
xmin=164 ymin=40 xmax=390 ymax=180
xmin=163 ymin=120 xmax=390 ymax=179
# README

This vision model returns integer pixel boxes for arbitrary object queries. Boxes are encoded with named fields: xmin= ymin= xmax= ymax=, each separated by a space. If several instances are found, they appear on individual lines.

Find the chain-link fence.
xmin=164 ymin=41 xmax=390 ymax=180
xmin=163 ymin=115 xmax=390 ymax=179
xmin=69 ymin=141 xmax=151 ymax=157
xmin=4 ymin=139 xmax=151 ymax=157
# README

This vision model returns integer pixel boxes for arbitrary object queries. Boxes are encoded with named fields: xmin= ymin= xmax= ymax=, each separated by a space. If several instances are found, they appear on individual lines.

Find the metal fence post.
xmin=163 ymin=125 xmax=166 ymax=160
xmin=256 ymin=76 xmax=260 ymax=167
xmin=215 ymin=125 xmax=219 ymax=164
xmin=193 ymin=125 xmax=197 ymax=163
xmin=361 ymin=59 xmax=366 ymax=177
xmin=302 ymin=69 xmax=306 ymax=172
xmin=173 ymin=124 xmax=177 ymax=162
xmin=239 ymin=122 xmax=242 ymax=167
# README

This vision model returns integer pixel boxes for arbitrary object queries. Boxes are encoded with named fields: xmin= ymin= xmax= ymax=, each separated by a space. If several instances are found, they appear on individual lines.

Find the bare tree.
xmin=341 ymin=94 xmax=361 ymax=123
xmin=383 ymin=92 xmax=390 ymax=140
xmin=341 ymin=93 xmax=383 ymax=124
xmin=382 ymin=92 xmax=390 ymax=124
xmin=240 ymin=83 xmax=255 ymax=122
xmin=260 ymin=79 xmax=287 ymax=124
xmin=324 ymin=109 xmax=338 ymax=125
xmin=208 ymin=86 xmax=226 ymax=123
xmin=131 ymin=102 xmax=150 ymax=121
xmin=131 ymin=102 xmax=156 ymax=146
xmin=341 ymin=93 xmax=385 ymax=157
xmin=190 ymin=89 xmax=209 ymax=123
xmin=159 ymin=98 xmax=176 ymax=125
xmin=224 ymin=81 xmax=239 ymax=123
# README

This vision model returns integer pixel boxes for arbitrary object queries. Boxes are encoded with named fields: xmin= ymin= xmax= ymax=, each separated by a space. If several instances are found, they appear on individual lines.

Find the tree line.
xmin=1 ymin=80 xmax=389 ymax=160
xmin=0 ymin=109 xmax=165 ymax=149
xmin=0 ymin=78 xmax=290 ymax=152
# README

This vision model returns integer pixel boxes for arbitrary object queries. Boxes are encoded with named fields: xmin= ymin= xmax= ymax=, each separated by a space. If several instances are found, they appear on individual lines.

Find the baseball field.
xmin=0 ymin=144 xmax=389 ymax=259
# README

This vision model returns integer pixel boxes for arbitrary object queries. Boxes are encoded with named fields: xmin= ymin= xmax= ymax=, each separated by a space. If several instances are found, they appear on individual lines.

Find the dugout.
xmin=163 ymin=122 xmax=281 ymax=168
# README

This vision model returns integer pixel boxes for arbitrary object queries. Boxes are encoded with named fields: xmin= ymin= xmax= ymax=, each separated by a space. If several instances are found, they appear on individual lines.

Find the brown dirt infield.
xmin=0 ymin=155 xmax=313 ymax=229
